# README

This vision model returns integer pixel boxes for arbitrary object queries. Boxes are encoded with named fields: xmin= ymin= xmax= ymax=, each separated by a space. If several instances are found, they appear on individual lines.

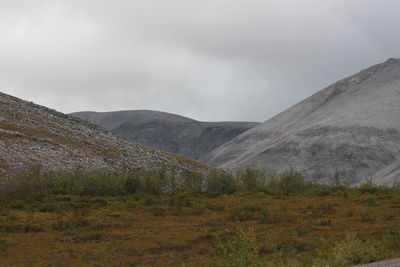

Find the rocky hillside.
xmin=0 ymin=92 xmax=212 ymax=177
xmin=371 ymin=159 xmax=400 ymax=186
xmin=204 ymin=58 xmax=400 ymax=184
xmin=71 ymin=110 xmax=258 ymax=160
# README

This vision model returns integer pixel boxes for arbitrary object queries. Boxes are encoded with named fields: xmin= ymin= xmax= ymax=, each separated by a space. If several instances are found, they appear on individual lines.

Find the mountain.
xmin=0 ymin=92 xmax=212 ymax=177
xmin=204 ymin=58 xmax=400 ymax=184
xmin=71 ymin=110 xmax=258 ymax=160
xmin=371 ymin=160 xmax=400 ymax=186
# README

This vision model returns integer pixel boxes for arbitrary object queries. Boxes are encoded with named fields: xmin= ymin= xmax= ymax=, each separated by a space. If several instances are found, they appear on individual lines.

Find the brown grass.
xmin=1 ymin=192 xmax=400 ymax=266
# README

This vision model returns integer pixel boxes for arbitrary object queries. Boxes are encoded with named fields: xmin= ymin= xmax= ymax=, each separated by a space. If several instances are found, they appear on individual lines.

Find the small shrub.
xmin=358 ymin=197 xmax=377 ymax=206
xmin=316 ymin=218 xmax=331 ymax=226
xmin=206 ymin=202 xmax=225 ymax=212
xmin=229 ymin=207 xmax=254 ymax=221
xmin=243 ymin=205 xmax=262 ymax=212
xmin=213 ymin=225 xmax=261 ymax=267
xmin=317 ymin=202 xmax=334 ymax=214
xmin=169 ymin=192 xmax=194 ymax=208
xmin=90 ymin=197 xmax=108 ymax=207
xmin=139 ymin=195 xmax=161 ymax=206
xmin=277 ymin=169 xmax=305 ymax=196
xmin=259 ymin=207 xmax=292 ymax=224
xmin=382 ymin=228 xmax=400 ymax=251
xmin=38 ymin=202 xmax=60 ymax=213
xmin=206 ymin=171 xmax=236 ymax=195
xmin=333 ymin=232 xmax=381 ymax=265
xmin=259 ymin=208 xmax=271 ymax=224
xmin=52 ymin=216 xmax=92 ymax=231
xmin=181 ymin=170 xmax=203 ymax=193
xmin=7 ymin=200 xmax=25 ymax=210
xmin=149 ymin=205 xmax=168 ymax=217
xmin=241 ymin=167 xmax=261 ymax=191
xmin=55 ymin=195 xmax=72 ymax=201
xmin=296 ymin=226 xmax=312 ymax=236
xmin=124 ymin=174 xmax=142 ymax=194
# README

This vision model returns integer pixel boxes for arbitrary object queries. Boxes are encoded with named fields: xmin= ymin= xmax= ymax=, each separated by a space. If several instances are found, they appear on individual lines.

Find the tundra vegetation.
xmin=0 ymin=166 xmax=400 ymax=266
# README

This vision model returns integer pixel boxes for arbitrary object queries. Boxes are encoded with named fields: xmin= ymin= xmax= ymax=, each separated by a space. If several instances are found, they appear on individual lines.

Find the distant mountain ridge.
xmin=0 ymin=92 xmax=212 ymax=177
xmin=71 ymin=110 xmax=259 ymax=160
xmin=203 ymin=58 xmax=400 ymax=184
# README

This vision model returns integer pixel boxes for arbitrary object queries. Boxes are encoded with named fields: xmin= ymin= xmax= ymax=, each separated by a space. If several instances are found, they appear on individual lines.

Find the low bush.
xmin=333 ymin=232 xmax=381 ymax=265
xmin=1 ymin=166 xmax=399 ymax=204
xmin=277 ymin=169 xmax=305 ymax=196
xmin=149 ymin=205 xmax=168 ymax=216
xmin=213 ymin=225 xmax=262 ymax=267
xmin=206 ymin=171 xmax=236 ymax=195
xmin=229 ymin=207 xmax=255 ymax=221
xmin=259 ymin=207 xmax=292 ymax=224
xmin=317 ymin=202 xmax=335 ymax=214
xmin=52 ymin=215 xmax=92 ymax=231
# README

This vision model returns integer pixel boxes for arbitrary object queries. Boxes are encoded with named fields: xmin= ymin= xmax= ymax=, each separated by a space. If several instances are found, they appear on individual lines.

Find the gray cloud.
xmin=1 ymin=0 xmax=400 ymax=121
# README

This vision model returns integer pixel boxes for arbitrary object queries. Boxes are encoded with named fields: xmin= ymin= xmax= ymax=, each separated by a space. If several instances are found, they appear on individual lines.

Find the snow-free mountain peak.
xmin=203 ymin=58 xmax=400 ymax=184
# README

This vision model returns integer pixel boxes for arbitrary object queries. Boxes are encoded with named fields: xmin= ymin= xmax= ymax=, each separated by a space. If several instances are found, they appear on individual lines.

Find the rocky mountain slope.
xmin=0 ymin=92 xmax=211 ymax=177
xmin=371 ymin=159 xmax=400 ymax=186
xmin=71 ymin=110 xmax=258 ymax=160
xmin=204 ymin=58 xmax=400 ymax=184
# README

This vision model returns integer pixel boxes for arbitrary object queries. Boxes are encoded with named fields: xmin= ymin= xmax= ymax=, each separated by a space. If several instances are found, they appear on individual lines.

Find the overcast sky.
xmin=1 ymin=0 xmax=400 ymax=122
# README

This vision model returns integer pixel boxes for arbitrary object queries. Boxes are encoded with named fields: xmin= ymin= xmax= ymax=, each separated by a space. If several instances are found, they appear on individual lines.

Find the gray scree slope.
xmin=371 ymin=159 xmax=400 ymax=186
xmin=0 ymin=92 xmax=211 ymax=177
xmin=203 ymin=58 xmax=400 ymax=184
xmin=71 ymin=110 xmax=258 ymax=160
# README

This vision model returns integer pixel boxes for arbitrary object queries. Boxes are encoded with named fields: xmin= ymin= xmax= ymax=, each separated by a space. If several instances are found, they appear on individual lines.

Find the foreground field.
xmin=1 ymin=188 xmax=400 ymax=266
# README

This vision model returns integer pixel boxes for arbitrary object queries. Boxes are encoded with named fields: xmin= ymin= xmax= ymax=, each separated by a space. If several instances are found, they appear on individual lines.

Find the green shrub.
xmin=52 ymin=215 xmax=92 ymax=231
xmin=125 ymin=174 xmax=142 ymax=194
xmin=149 ymin=205 xmax=168 ymax=216
xmin=206 ymin=202 xmax=225 ymax=212
xmin=206 ymin=171 xmax=236 ymax=195
xmin=277 ymin=169 xmax=305 ymax=196
xmin=296 ymin=226 xmax=312 ymax=236
xmin=259 ymin=207 xmax=292 ymax=224
xmin=214 ymin=225 xmax=262 ymax=267
xmin=382 ymin=228 xmax=400 ymax=252
xmin=143 ymin=171 xmax=162 ymax=195
xmin=317 ymin=202 xmax=335 ymax=213
xmin=229 ymin=208 xmax=254 ymax=221
xmin=357 ymin=197 xmax=377 ymax=206
xmin=316 ymin=218 xmax=331 ymax=226
xmin=181 ymin=170 xmax=203 ymax=193
xmin=169 ymin=192 xmax=194 ymax=208
xmin=38 ymin=202 xmax=60 ymax=213
xmin=333 ymin=232 xmax=381 ymax=265
xmin=240 ymin=167 xmax=266 ymax=192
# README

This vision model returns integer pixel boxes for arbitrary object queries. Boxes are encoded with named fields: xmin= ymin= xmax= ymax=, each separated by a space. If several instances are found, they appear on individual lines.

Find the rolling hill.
xmin=71 ymin=110 xmax=258 ymax=160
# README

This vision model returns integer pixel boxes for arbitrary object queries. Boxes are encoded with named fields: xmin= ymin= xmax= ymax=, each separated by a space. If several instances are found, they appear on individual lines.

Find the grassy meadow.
xmin=0 ymin=167 xmax=400 ymax=266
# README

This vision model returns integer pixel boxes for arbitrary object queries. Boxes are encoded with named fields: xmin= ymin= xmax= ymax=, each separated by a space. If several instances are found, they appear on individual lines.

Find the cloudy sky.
xmin=1 ymin=0 xmax=400 ymax=122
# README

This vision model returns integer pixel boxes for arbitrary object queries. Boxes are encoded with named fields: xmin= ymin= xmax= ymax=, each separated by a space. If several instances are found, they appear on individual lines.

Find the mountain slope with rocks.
xmin=204 ymin=58 xmax=400 ymax=184
xmin=0 ymin=92 xmax=212 ymax=177
xmin=71 ymin=110 xmax=258 ymax=160
xmin=371 ymin=159 xmax=400 ymax=186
